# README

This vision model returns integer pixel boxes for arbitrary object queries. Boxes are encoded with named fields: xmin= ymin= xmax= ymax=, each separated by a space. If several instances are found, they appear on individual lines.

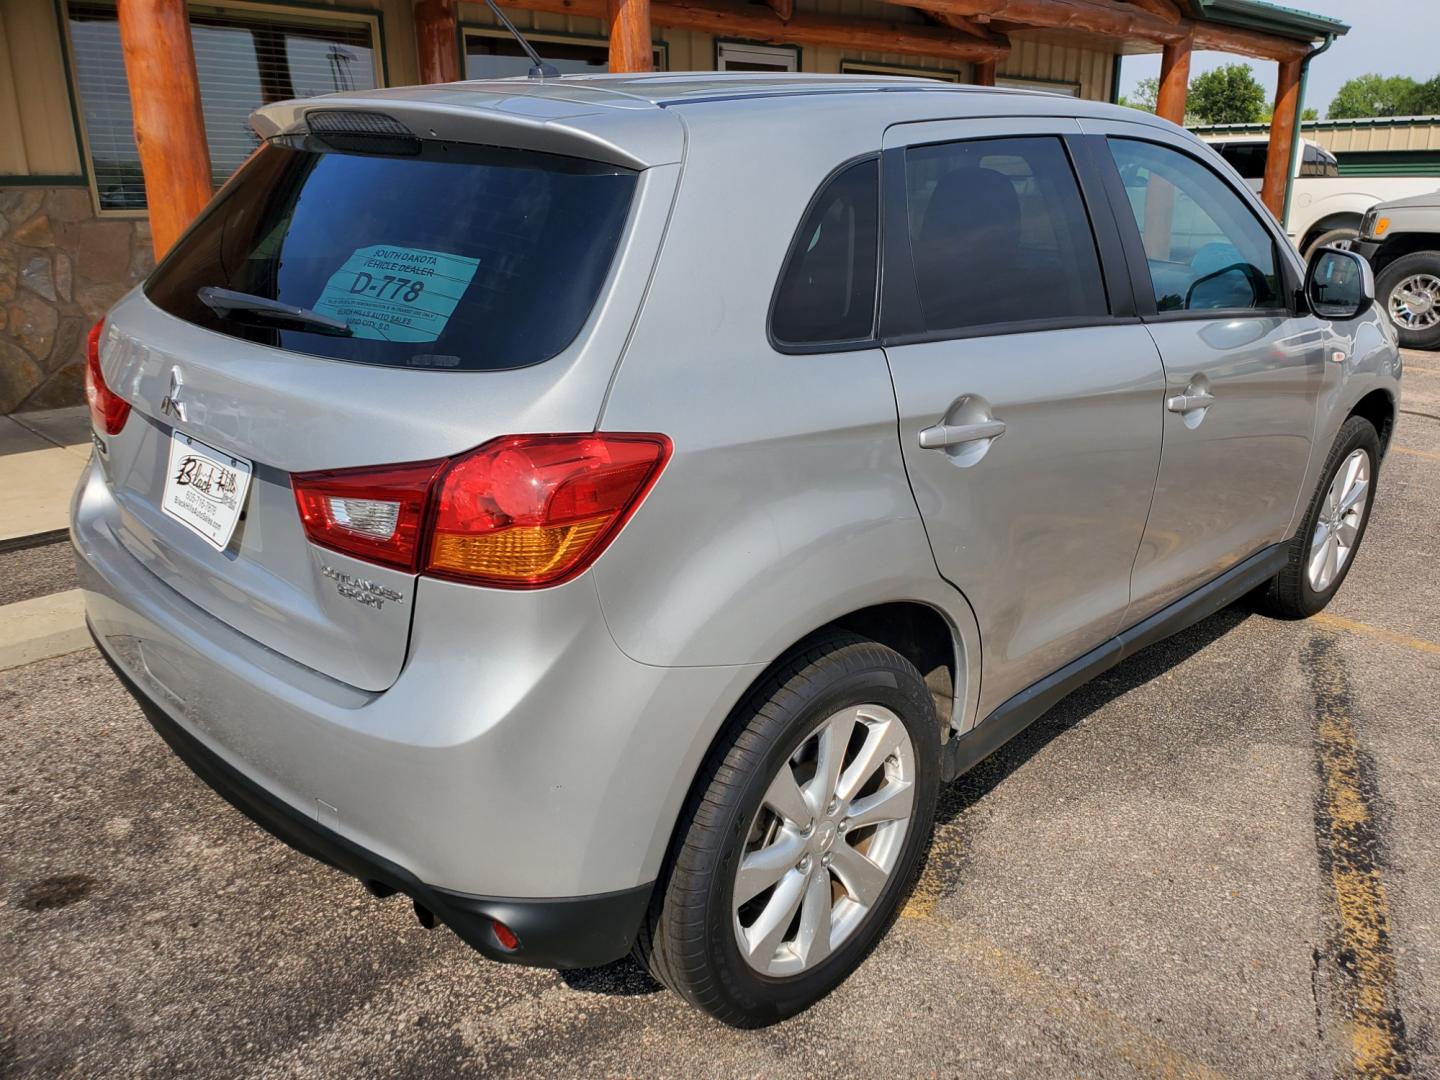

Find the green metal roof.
xmin=1187 ymin=0 xmax=1350 ymax=42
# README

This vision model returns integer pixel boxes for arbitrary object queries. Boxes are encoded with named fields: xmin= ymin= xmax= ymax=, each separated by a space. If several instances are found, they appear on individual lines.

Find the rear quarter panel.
xmin=593 ymin=98 xmax=981 ymax=723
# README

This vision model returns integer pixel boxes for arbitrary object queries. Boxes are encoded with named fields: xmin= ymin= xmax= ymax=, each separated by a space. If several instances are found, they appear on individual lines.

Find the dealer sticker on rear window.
xmin=311 ymin=245 xmax=481 ymax=342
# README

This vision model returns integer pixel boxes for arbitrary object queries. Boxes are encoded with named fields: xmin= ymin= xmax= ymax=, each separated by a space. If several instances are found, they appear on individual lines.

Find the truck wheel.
xmin=1303 ymin=226 xmax=1358 ymax=259
xmin=637 ymin=631 xmax=939 ymax=1027
xmin=1376 ymin=251 xmax=1440 ymax=350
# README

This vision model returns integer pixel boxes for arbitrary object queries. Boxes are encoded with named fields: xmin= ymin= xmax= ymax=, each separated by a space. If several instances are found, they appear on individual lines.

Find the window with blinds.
xmin=67 ymin=2 xmax=379 ymax=211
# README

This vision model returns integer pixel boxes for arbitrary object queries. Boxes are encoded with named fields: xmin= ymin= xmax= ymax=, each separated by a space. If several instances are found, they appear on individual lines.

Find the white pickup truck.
xmin=1201 ymin=134 xmax=1440 ymax=257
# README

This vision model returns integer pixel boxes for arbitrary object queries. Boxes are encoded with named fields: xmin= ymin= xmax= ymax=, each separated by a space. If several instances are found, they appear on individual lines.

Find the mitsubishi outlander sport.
xmin=73 ymin=73 xmax=1401 ymax=1027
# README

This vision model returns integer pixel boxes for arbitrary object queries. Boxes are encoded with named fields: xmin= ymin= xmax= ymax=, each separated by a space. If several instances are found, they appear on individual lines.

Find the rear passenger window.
xmin=770 ymin=158 xmax=879 ymax=347
xmin=904 ymin=137 xmax=1107 ymax=334
xmin=1108 ymin=138 xmax=1281 ymax=313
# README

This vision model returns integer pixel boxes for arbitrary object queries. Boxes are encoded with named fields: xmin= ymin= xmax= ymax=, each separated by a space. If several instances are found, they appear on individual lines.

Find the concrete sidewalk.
xmin=0 ymin=406 xmax=91 ymax=544
xmin=0 ymin=406 xmax=91 ymax=670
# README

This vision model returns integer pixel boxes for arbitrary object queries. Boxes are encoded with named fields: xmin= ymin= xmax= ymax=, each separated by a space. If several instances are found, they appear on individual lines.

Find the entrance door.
xmin=880 ymin=119 xmax=1167 ymax=717
xmin=1083 ymin=121 xmax=1327 ymax=620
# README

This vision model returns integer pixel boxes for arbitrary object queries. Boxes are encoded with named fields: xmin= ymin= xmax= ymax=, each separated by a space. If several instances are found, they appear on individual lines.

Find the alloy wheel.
xmin=732 ymin=704 xmax=917 ymax=977
xmin=1308 ymin=448 xmax=1370 ymax=593
xmin=1388 ymin=273 xmax=1440 ymax=330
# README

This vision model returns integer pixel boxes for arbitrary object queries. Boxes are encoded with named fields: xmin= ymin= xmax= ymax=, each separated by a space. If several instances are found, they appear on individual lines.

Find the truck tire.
xmin=1303 ymin=226 xmax=1358 ymax=260
xmin=1375 ymin=251 xmax=1440 ymax=350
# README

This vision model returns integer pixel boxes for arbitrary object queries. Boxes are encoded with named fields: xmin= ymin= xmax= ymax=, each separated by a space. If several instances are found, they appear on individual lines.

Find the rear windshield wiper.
xmin=197 ymin=287 xmax=353 ymax=337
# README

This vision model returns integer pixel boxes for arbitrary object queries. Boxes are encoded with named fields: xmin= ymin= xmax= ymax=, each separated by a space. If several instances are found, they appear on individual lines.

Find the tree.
xmin=1188 ymin=63 xmax=1267 ymax=124
xmin=1408 ymin=75 xmax=1440 ymax=117
xmin=1327 ymin=74 xmax=1421 ymax=119
xmin=1118 ymin=76 xmax=1158 ymax=114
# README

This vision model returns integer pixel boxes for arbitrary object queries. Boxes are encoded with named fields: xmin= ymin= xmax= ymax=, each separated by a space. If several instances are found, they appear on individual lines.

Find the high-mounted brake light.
xmin=291 ymin=433 xmax=670 ymax=588
xmin=84 ymin=320 xmax=130 ymax=435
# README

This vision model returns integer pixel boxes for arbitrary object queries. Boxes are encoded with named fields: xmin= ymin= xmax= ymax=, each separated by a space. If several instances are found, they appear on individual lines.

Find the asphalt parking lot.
xmin=3 ymin=351 xmax=1439 ymax=1078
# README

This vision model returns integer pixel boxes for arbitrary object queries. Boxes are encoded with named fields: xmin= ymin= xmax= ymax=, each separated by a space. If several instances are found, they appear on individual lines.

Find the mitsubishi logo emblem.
xmin=160 ymin=368 xmax=186 ymax=423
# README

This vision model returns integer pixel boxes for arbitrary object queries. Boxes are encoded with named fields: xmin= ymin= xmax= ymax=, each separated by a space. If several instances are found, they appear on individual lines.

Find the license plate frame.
xmin=160 ymin=430 xmax=253 ymax=552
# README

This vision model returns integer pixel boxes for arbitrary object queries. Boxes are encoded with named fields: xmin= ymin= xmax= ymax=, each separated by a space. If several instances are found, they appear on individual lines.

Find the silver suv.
xmin=73 ymin=73 xmax=1401 ymax=1027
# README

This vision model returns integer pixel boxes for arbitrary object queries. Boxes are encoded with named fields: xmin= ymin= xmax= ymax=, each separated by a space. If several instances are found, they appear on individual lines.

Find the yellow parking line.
xmin=1391 ymin=446 xmax=1440 ymax=462
xmin=1310 ymin=613 xmax=1440 ymax=657
xmin=1307 ymin=636 xmax=1413 ymax=1077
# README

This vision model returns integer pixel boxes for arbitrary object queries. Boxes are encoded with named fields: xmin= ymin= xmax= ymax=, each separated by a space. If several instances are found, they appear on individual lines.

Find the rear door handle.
xmin=1166 ymin=390 xmax=1215 ymax=414
xmin=918 ymin=419 xmax=1007 ymax=450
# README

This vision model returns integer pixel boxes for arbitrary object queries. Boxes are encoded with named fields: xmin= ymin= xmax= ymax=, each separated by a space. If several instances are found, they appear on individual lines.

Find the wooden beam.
xmin=514 ymin=0 xmax=1011 ymax=63
xmin=413 ymin=0 xmax=460 ymax=84
xmin=1191 ymin=20 xmax=1309 ymax=63
xmin=1261 ymin=57 xmax=1302 ymax=219
xmin=973 ymin=59 xmax=996 ymax=85
xmin=874 ymin=0 xmax=1313 ymax=61
xmin=607 ymin=0 xmax=655 ymax=70
xmin=765 ymin=0 xmax=794 ymax=21
xmin=883 ymin=0 xmax=1187 ymax=43
xmin=1155 ymin=34 xmax=1191 ymax=124
xmin=916 ymin=8 xmax=996 ymax=39
xmin=1126 ymin=0 xmax=1180 ymax=23
xmin=117 ymin=0 xmax=212 ymax=259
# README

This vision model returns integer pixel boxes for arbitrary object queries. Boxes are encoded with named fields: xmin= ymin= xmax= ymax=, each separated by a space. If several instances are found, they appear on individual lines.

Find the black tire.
xmin=636 ymin=631 xmax=940 ymax=1027
xmin=1376 ymin=251 xmax=1440 ymax=350
xmin=1262 ymin=415 xmax=1380 ymax=619
xmin=1303 ymin=226 xmax=1359 ymax=260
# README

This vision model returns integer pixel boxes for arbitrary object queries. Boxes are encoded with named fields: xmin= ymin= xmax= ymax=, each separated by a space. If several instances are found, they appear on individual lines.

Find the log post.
xmin=117 ymin=0 xmax=213 ymax=259
xmin=1261 ymin=57 xmax=1302 ymax=220
xmin=973 ymin=59 xmax=996 ymax=86
xmin=414 ymin=0 xmax=460 ymax=84
xmin=1155 ymin=35 xmax=1191 ymax=124
xmin=607 ymin=0 xmax=655 ymax=72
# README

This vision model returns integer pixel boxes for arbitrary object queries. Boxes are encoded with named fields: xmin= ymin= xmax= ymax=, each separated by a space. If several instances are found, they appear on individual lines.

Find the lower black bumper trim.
xmin=92 ymin=624 xmax=653 ymax=969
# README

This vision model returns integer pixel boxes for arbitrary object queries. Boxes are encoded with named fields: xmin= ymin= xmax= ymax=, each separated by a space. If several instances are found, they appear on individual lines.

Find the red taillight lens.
xmin=84 ymin=320 xmax=130 ymax=435
xmin=426 ymin=433 xmax=671 ymax=588
xmin=292 ymin=459 xmax=446 ymax=571
xmin=290 ymin=433 xmax=670 ymax=587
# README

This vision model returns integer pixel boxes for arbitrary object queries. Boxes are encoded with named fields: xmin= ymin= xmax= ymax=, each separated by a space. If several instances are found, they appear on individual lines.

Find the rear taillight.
xmin=291 ymin=433 xmax=670 ymax=588
xmin=84 ymin=320 xmax=130 ymax=435
xmin=292 ymin=459 xmax=445 ymax=572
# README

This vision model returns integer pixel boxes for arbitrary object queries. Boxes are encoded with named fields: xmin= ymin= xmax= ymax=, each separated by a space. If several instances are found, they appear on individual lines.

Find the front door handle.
xmin=918 ymin=419 xmax=1007 ymax=450
xmin=1166 ymin=390 xmax=1215 ymax=414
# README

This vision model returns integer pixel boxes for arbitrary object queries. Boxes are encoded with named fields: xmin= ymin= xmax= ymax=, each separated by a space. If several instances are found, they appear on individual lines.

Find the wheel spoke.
xmin=1309 ymin=525 xmax=1331 ymax=584
xmin=835 ymin=714 xmax=905 ymax=806
xmin=1337 ymin=515 xmax=1360 ymax=550
xmin=845 ymin=778 xmax=915 ymax=830
xmin=1339 ymin=476 xmax=1368 ymax=515
xmin=807 ymin=709 xmax=855 ymax=812
xmin=735 ymin=829 xmax=805 ymax=907
xmin=762 ymin=764 xmax=812 ymax=830
xmin=741 ymin=866 xmax=807 ymax=964
xmin=796 ymin=866 xmax=834 ymax=966
xmin=1324 ymin=533 xmax=1340 ymax=588
xmin=830 ymin=841 xmax=887 ymax=908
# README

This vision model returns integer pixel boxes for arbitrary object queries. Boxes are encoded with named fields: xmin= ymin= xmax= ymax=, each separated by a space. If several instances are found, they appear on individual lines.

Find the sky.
xmin=1119 ymin=0 xmax=1440 ymax=118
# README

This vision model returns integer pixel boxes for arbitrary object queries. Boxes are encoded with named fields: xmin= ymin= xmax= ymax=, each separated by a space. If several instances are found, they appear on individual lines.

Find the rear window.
xmin=145 ymin=137 xmax=638 ymax=371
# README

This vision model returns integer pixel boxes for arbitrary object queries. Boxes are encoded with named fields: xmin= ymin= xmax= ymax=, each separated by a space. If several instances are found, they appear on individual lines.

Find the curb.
xmin=0 ymin=590 xmax=91 ymax=672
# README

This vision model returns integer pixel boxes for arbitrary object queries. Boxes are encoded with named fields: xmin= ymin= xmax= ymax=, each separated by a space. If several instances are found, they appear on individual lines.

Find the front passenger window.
xmin=1108 ymin=138 xmax=1281 ymax=313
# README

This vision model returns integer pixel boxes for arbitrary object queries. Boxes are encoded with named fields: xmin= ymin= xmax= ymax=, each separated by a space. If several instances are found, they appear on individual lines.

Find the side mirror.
xmin=1305 ymin=247 xmax=1374 ymax=320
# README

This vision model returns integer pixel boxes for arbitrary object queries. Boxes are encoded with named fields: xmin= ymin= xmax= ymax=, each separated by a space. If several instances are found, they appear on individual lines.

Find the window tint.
xmin=1108 ymin=139 xmax=1281 ymax=313
xmin=904 ymin=137 xmax=1107 ymax=333
xmin=770 ymin=158 xmax=879 ymax=346
xmin=1216 ymin=142 xmax=1268 ymax=181
xmin=68 ymin=2 xmax=378 ymax=210
xmin=145 ymin=139 xmax=637 ymax=371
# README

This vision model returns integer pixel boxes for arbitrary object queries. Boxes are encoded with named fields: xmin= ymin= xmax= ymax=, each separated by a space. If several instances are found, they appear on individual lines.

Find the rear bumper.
xmin=72 ymin=453 xmax=762 ymax=966
xmin=95 ymin=631 xmax=652 ymax=968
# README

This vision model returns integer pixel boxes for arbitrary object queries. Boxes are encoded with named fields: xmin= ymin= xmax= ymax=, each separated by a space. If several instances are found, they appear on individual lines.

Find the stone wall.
xmin=0 ymin=187 xmax=154 ymax=413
